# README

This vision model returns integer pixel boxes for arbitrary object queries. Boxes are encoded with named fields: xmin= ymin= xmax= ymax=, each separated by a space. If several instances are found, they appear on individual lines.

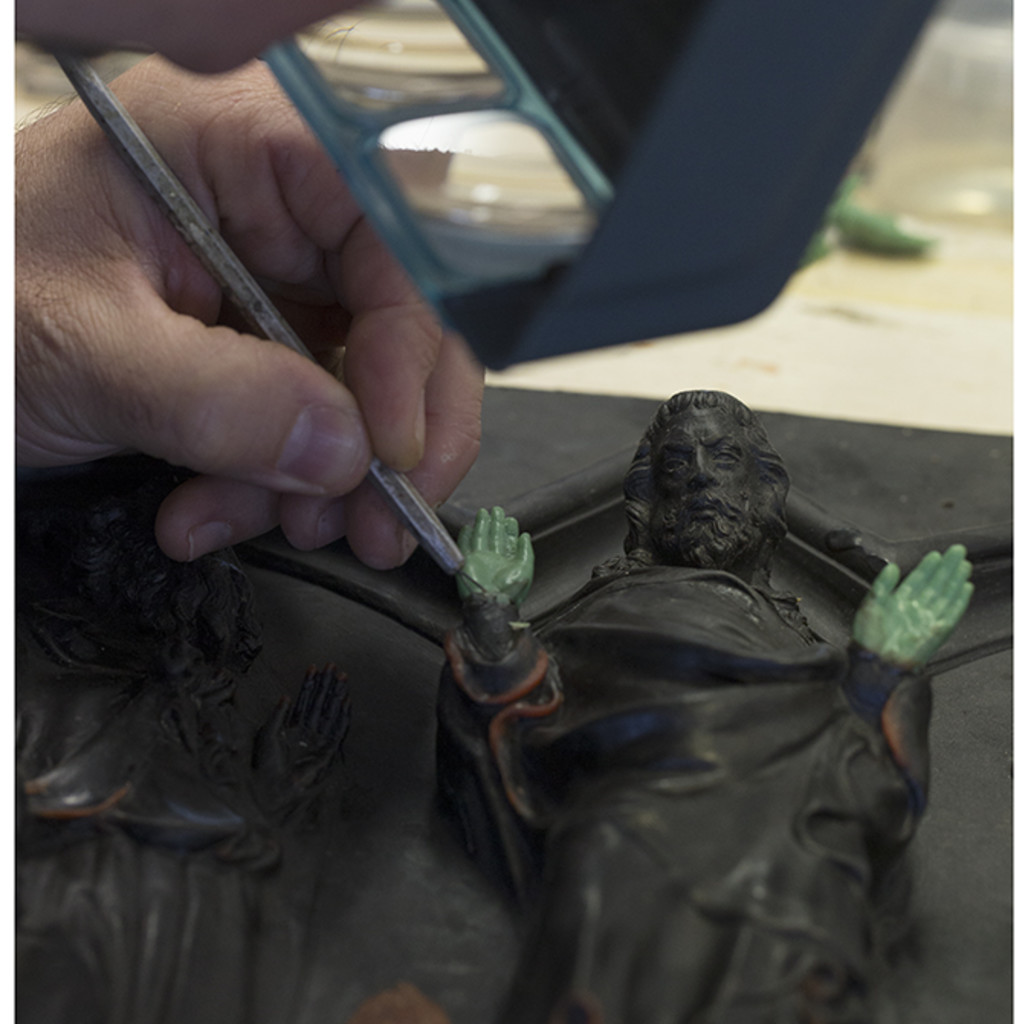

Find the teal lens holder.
xmin=263 ymin=2 xmax=612 ymax=312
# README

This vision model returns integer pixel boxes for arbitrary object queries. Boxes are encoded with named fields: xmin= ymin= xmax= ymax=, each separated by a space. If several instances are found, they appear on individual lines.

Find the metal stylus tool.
xmin=54 ymin=52 xmax=465 ymax=576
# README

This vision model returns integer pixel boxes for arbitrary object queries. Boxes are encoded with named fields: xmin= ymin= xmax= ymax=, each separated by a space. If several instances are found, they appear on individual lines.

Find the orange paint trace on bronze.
xmin=445 ymin=632 xmax=550 ymax=706
xmin=27 ymin=781 xmax=132 ymax=819
xmin=345 ymin=982 xmax=452 ymax=1024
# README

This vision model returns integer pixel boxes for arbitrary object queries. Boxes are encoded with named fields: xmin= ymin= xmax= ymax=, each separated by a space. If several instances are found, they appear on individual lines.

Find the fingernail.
xmin=277 ymin=404 xmax=368 ymax=492
xmin=398 ymin=529 xmax=418 ymax=564
xmin=315 ymin=499 xmax=348 ymax=548
xmin=388 ymin=392 xmax=428 ymax=472
xmin=187 ymin=521 xmax=234 ymax=561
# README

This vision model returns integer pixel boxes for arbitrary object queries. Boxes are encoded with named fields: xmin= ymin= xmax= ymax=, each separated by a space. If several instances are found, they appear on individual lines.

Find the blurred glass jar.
xmin=859 ymin=0 xmax=1012 ymax=228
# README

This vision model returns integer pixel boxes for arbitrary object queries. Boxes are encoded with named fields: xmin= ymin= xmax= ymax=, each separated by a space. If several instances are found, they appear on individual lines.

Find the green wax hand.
xmin=800 ymin=175 xmax=936 ymax=267
xmin=832 ymin=200 xmax=936 ymax=257
xmin=852 ymin=544 xmax=973 ymax=669
xmin=456 ymin=506 xmax=535 ymax=607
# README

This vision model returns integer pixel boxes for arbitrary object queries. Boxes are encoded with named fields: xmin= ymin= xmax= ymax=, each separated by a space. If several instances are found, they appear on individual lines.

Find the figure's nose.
xmin=688 ymin=450 xmax=717 ymax=489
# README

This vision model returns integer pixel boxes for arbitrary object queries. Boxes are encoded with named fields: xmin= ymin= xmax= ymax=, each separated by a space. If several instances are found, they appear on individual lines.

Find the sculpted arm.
xmin=843 ymin=544 xmax=973 ymax=810
xmin=439 ymin=509 xmax=553 ymax=897
xmin=443 ymin=508 xmax=549 ymax=703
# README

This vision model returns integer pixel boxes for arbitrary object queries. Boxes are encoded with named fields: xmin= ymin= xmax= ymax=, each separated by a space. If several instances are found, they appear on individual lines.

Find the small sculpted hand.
xmin=16 ymin=58 xmax=483 ymax=570
xmin=853 ymin=544 xmax=973 ymax=669
xmin=456 ymin=507 xmax=534 ymax=608
xmin=252 ymin=664 xmax=351 ymax=821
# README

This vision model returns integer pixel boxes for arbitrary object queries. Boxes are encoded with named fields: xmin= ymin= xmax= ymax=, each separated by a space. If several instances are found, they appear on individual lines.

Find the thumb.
xmin=19 ymin=295 xmax=372 ymax=497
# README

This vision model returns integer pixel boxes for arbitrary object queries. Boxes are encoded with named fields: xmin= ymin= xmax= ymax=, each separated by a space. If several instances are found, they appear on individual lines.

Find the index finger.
xmin=334 ymin=217 xmax=446 ymax=472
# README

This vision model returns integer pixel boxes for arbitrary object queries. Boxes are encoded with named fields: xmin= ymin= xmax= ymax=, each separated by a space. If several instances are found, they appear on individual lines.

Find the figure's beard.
xmin=653 ymin=495 xmax=767 ymax=572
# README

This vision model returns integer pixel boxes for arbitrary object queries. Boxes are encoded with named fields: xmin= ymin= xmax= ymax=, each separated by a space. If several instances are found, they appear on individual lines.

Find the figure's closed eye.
xmin=711 ymin=444 xmax=742 ymax=468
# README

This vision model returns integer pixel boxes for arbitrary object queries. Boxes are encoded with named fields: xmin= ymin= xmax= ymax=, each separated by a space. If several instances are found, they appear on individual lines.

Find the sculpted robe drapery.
xmin=438 ymin=566 xmax=931 ymax=1023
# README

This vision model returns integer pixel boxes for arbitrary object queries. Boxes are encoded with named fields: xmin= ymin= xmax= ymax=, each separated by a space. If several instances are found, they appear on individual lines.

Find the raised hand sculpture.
xmin=853 ymin=546 xmax=973 ymax=669
xmin=457 ymin=506 xmax=535 ymax=609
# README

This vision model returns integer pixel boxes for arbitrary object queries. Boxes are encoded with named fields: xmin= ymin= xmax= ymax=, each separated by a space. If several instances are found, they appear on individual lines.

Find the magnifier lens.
xmin=296 ymin=3 xmax=503 ymax=110
xmin=379 ymin=112 xmax=594 ymax=280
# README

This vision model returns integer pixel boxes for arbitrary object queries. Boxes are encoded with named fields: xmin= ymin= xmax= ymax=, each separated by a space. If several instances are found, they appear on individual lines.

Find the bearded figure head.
xmin=613 ymin=391 xmax=790 ymax=585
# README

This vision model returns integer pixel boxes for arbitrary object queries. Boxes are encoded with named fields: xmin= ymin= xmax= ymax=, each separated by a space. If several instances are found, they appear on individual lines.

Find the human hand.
xmin=852 ymin=544 xmax=973 ymax=669
xmin=16 ymin=57 xmax=482 ymax=569
xmin=17 ymin=0 xmax=357 ymax=73
xmin=456 ymin=507 xmax=534 ymax=607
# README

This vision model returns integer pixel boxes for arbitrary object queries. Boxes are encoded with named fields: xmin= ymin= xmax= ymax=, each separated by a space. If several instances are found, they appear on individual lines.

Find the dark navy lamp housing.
xmin=266 ymin=0 xmax=939 ymax=369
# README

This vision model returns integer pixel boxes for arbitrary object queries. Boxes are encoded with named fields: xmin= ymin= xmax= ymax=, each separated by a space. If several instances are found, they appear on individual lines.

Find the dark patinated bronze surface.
xmin=16 ymin=388 xmax=1011 ymax=1024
